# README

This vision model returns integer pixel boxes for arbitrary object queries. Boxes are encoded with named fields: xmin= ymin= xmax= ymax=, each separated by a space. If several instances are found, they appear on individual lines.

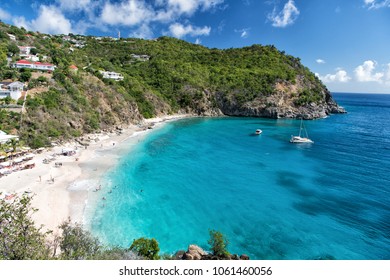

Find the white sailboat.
xmin=290 ymin=119 xmax=314 ymax=143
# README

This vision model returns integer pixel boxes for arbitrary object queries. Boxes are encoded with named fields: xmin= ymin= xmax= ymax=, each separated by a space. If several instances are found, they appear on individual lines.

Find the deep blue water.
xmin=89 ymin=93 xmax=390 ymax=259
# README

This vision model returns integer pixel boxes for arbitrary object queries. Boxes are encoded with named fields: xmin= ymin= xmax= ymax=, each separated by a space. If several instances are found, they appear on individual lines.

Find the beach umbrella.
xmin=0 ymin=161 xmax=11 ymax=167
xmin=13 ymin=158 xmax=23 ymax=163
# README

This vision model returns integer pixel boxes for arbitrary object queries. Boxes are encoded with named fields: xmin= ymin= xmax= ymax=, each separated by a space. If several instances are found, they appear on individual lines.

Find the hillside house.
xmin=99 ymin=70 xmax=124 ymax=81
xmin=18 ymin=46 xmax=33 ymax=56
xmin=7 ymin=34 xmax=16 ymax=41
xmin=23 ymin=54 xmax=40 ymax=62
xmin=131 ymin=54 xmax=150 ymax=61
xmin=69 ymin=65 xmax=78 ymax=72
xmin=13 ymin=60 xmax=56 ymax=72
xmin=0 ymin=81 xmax=25 ymax=100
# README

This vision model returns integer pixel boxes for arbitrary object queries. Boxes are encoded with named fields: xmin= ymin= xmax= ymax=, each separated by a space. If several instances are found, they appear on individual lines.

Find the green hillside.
xmin=0 ymin=22 xmax=344 ymax=148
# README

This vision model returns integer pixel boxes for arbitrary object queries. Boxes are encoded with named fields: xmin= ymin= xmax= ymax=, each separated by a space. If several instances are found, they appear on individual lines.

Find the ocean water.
xmin=88 ymin=93 xmax=390 ymax=260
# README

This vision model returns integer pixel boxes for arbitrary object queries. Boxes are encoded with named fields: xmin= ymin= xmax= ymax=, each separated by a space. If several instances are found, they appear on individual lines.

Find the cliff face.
xmin=215 ymin=87 xmax=346 ymax=120
xmin=178 ymin=78 xmax=346 ymax=120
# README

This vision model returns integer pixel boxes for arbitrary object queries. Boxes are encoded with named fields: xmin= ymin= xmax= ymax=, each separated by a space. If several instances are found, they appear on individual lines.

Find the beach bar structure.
xmin=0 ymin=130 xmax=19 ymax=144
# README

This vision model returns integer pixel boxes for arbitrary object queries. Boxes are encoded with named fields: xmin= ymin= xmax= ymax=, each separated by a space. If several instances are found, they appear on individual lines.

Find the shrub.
xmin=19 ymin=70 xmax=31 ymax=82
xmin=58 ymin=220 xmax=101 ymax=260
xmin=208 ymin=229 xmax=229 ymax=258
xmin=0 ymin=193 xmax=52 ymax=260
xmin=129 ymin=237 xmax=160 ymax=260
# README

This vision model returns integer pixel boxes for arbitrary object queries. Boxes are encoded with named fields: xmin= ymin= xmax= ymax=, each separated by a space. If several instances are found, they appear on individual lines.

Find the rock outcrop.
xmin=179 ymin=79 xmax=346 ymax=120
xmin=175 ymin=245 xmax=250 ymax=260
xmin=212 ymin=80 xmax=346 ymax=120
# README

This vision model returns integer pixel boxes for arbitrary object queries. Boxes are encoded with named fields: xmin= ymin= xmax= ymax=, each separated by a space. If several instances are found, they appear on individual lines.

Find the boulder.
xmin=182 ymin=245 xmax=207 ymax=260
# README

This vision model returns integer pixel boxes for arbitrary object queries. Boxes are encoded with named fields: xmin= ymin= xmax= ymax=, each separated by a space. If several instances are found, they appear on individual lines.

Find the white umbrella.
xmin=0 ymin=161 xmax=11 ymax=167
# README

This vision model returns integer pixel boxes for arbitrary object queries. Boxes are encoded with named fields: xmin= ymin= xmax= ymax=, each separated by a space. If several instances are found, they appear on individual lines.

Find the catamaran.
xmin=290 ymin=119 xmax=314 ymax=143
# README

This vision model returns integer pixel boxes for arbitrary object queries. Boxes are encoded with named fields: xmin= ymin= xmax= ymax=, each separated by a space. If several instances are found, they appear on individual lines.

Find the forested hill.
xmin=0 ymin=22 xmax=345 ymax=148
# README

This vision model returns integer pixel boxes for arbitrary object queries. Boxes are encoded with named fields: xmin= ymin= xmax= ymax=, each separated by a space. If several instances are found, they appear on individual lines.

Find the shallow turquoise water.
xmin=89 ymin=93 xmax=390 ymax=259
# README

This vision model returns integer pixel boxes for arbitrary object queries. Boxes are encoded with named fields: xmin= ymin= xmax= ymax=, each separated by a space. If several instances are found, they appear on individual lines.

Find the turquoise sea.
xmin=89 ymin=93 xmax=390 ymax=260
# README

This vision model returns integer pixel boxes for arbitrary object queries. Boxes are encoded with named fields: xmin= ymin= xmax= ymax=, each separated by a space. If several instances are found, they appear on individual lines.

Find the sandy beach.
xmin=0 ymin=114 xmax=191 ymax=233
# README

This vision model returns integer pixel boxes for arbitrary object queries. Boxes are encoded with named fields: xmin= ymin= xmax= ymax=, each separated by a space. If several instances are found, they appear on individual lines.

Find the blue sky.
xmin=0 ymin=0 xmax=389 ymax=93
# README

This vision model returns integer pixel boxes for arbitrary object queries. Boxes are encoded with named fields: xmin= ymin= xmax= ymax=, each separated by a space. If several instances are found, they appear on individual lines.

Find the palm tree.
xmin=10 ymin=138 xmax=18 ymax=153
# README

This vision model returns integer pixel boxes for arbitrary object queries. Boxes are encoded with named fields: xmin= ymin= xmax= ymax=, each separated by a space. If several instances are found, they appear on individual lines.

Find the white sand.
xmin=0 ymin=114 xmax=191 ymax=233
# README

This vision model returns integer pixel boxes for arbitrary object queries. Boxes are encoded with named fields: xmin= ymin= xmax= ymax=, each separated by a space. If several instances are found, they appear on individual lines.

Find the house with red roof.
xmin=13 ymin=60 xmax=56 ymax=72
xmin=69 ymin=65 xmax=78 ymax=71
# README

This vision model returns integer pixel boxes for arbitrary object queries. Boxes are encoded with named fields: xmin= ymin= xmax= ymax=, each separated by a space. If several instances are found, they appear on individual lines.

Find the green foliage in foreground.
xmin=0 ymin=193 xmax=52 ymax=260
xmin=58 ymin=220 xmax=101 ymax=260
xmin=208 ymin=229 xmax=230 ymax=258
xmin=0 ymin=193 xmax=231 ymax=260
xmin=129 ymin=237 xmax=160 ymax=260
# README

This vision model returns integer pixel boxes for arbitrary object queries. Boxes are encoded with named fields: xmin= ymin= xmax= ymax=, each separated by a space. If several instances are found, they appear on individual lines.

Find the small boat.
xmin=255 ymin=129 xmax=262 ymax=135
xmin=290 ymin=119 xmax=314 ymax=143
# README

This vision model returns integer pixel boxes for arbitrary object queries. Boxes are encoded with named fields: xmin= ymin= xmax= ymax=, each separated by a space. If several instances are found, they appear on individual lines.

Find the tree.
xmin=9 ymin=137 xmax=18 ymax=152
xmin=3 ymin=96 xmax=12 ymax=105
xmin=19 ymin=70 xmax=31 ymax=82
xmin=0 ymin=193 xmax=52 ymax=260
xmin=30 ymin=48 xmax=38 ymax=55
xmin=58 ymin=220 xmax=101 ymax=260
xmin=7 ymin=43 xmax=19 ymax=56
xmin=129 ymin=237 xmax=160 ymax=260
xmin=208 ymin=229 xmax=229 ymax=258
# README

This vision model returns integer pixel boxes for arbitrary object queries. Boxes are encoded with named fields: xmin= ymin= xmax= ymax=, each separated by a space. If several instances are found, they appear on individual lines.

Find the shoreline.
xmin=0 ymin=114 xmax=192 ymax=234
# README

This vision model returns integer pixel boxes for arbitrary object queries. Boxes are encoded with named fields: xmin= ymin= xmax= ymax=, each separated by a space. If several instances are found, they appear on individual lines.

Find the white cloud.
xmin=354 ymin=60 xmax=384 ymax=82
xmin=130 ymin=23 xmax=154 ymax=39
xmin=195 ymin=38 xmax=201 ymax=44
xmin=268 ymin=0 xmax=300 ymax=28
xmin=235 ymin=28 xmax=250 ymax=38
xmin=364 ymin=0 xmax=390 ymax=9
xmin=169 ymin=23 xmax=211 ymax=38
xmin=386 ymin=63 xmax=390 ymax=81
xmin=12 ymin=16 xmax=31 ymax=30
xmin=0 ymin=8 xmax=11 ymax=21
xmin=13 ymin=5 xmax=73 ymax=34
xmin=6 ymin=0 xmax=225 ymax=38
xmin=217 ymin=20 xmax=226 ymax=33
xmin=319 ymin=69 xmax=351 ymax=83
xmin=164 ymin=0 xmax=198 ymax=15
xmin=156 ymin=0 xmax=225 ymax=17
xmin=316 ymin=59 xmax=326 ymax=64
xmin=101 ymin=0 xmax=154 ymax=26
xmin=56 ymin=0 xmax=91 ymax=11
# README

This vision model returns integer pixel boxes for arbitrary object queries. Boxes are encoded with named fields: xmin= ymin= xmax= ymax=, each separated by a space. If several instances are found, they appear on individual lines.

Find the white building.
xmin=0 ymin=81 xmax=25 ymax=100
xmin=7 ymin=34 xmax=16 ymax=41
xmin=131 ymin=54 xmax=150 ymax=61
xmin=13 ymin=60 xmax=56 ymax=71
xmin=18 ymin=46 xmax=33 ymax=56
xmin=22 ymin=55 xmax=40 ymax=62
xmin=99 ymin=70 xmax=124 ymax=81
